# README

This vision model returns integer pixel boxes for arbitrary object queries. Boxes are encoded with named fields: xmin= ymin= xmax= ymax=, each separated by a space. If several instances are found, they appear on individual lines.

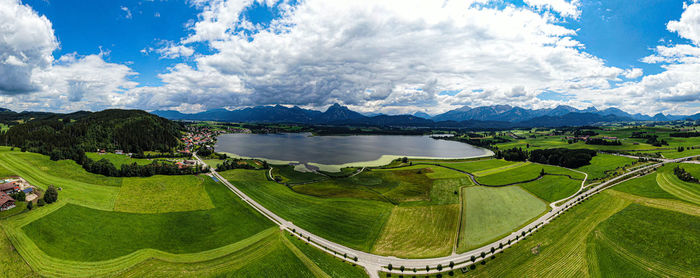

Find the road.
xmin=193 ymin=153 xmax=696 ymax=277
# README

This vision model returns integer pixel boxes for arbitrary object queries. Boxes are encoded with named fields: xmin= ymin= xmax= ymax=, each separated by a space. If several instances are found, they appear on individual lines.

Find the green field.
xmin=587 ymin=204 xmax=700 ymax=277
xmin=458 ymin=186 xmax=547 ymax=251
xmin=114 ymin=175 xmax=215 ymax=213
xmin=22 ymin=178 xmax=273 ymax=261
xmin=614 ymin=172 xmax=679 ymax=200
xmin=85 ymin=152 xmax=153 ymax=168
xmin=655 ymin=164 xmax=700 ymax=205
xmin=371 ymin=204 xmax=460 ymax=258
xmin=576 ymin=154 xmax=638 ymax=181
xmin=220 ymin=169 xmax=393 ymax=252
xmin=271 ymin=165 xmax=327 ymax=184
xmin=476 ymin=163 xmax=584 ymax=186
xmin=520 ymin=175 xmax=581 ymax=203
xmin=445 ymin=159 xmax=518 ymax=174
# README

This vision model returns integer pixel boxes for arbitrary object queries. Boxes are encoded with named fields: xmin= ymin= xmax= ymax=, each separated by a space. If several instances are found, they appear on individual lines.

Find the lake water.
xmin=214 ymin=133 xmax=491 ymax=166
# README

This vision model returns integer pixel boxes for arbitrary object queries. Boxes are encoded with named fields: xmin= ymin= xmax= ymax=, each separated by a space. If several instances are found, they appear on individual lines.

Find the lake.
xmin=214 ymin=133 xmax=491 ymax=166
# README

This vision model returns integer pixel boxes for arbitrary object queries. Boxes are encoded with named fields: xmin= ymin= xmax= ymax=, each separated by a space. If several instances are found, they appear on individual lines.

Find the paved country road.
xmin=194 ymin=153 xmax=699 ymax=278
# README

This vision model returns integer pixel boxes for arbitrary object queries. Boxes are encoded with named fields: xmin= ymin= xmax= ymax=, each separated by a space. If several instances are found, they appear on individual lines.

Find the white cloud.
xmin=146 ymin=0 xmax=623 ymax=113
xmin=622 ymin=68 xmax=643 ymax=79
xmin=121 ymin=6 xmax=132 ymax=19
xmin=524 ymin=0 xmax=581 ymax=19
xmin=667 ymin=2 xmax=700 ymax=45
xmin=156 ymin=41 xmax=195 ymax=59
xmin=0 ymin=0 xmax=139 ymax=112
xmin=0 ymin=0 xmax=57 ymax=94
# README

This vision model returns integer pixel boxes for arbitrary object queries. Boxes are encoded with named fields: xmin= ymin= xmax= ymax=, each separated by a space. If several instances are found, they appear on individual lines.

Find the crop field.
xmin=476 ymin=163 xmax=584 ymax=186
xmin=458 ymin=186 xmax=547 ymax=251
xmin=85 ymin=153 xmax=153 ymax=167
xmin=21 ymin=178 xmax=273 ymax=261
xmin=576 ymin=154 xmax=637 ymax=181
xmin=586 ymin=204 xmax=700 ymax=277
xmin=220 ymin=169 xmax=393 ymax=252
xmin=657 ymin=172 xmax=700 ymax=205
xmin=371 ymin=204 xmax=460 ymax=258
xmin=114 ymin=175 xmax=215 ymax=213
xmin=519 ymin=175 xmax=581 ymax=203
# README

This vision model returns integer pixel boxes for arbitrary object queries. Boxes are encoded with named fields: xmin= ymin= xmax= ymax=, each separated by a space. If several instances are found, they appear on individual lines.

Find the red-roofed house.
xmin=0 ymin=192 xmax=15 ymax=211
xmin=0 ymin=182 xmax=19 ymax=194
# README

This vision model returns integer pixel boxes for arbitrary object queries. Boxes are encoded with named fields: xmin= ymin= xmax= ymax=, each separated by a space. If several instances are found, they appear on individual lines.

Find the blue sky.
xmin=2 ymin=0 xmax=699 ymax=115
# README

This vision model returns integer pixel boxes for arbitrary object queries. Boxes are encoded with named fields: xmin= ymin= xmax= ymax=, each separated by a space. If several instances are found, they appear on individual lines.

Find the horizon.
xmin=1 ymin=0 xmax=699 ymax=115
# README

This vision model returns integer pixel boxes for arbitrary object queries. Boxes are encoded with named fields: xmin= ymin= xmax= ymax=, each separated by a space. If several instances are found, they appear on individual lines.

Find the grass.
xmin=613 ymin=173 xmax=679 ymax=200
xmin=476 ymin=163 xmax=584 ymax=186
xmin=272 ymin=164 xmax=327 ymax=184
xmin=220 ymin=169 xmax=393 ymax=252
xmin=85 ymin=153 xmax=153 ymax=168
xmin=453 ymin=191 xmax=630 ymax=277
xmin=114 ymin=175 xmax=215 ymax=213
xmin=586 ymin=204 xmax=700 ymax=277
xmin=284 ymin=232 xmax=368 ymax=278
xmin=426 ymin=177 xmax=473 ymax=205
xmin=0 ymin=150 xmax=121 ymax=210
xmin=371 ymin=204 xmax=460 ymax=258
xmin=576 ymin=154 xmax=637 ymax=181
xmin=657 ymin=172 xmax=700 ymax=205
xmin=21 ymin=178 xmax=273 ymax=261
xmin=0 ymin=226 xmax=37 ymax=278
xmin=445 ymin=159 xmax=518 ymax=174
xmin=458 ymin=186 xmax=547 ymax=251
xmin=115 ymin=230 xmax=317 ymax=278
xmin=0 ymin=202 xmax=28 ymax=219
xmin=520 ymin=175 xmax=582 ymax=203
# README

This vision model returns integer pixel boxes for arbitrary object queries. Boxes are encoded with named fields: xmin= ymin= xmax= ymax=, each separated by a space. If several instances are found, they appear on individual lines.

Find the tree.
xmin=400 ymin=266 xmax=405 ymax=272
xmin=426 ymin=266 xmax=430 ymax=272
xmin=388 ymin=264 xmax=393 ymax=271
xmin=449 ymin=261 xmax=455 ymax=269
xmin=470 ymin=255 xmax=476 ymax=262
xmin=11 ymin=191 xmax=25 ymax=202
xmin=401 ymin=157 xmax=408 ymax=163
xmin=540 ymin=168 xmax=545 ymax=176
xmin=480 ymin=252 xmax=486 ymax=258
xmin=26 ymin=201 xmax=33 ymax=210
xmin=437 ymin=264 xmax=443 ymax=271
xmin=44 ymin=185 xmax=58 ymax=204
xmin=37 ymin=199 xmax=45 ymax=207
xmin=491 ymin=247 xmax=495 ymax=253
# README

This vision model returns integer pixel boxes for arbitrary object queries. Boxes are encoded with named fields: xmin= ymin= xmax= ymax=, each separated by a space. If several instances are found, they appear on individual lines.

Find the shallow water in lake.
xmin=214 ymin=133 xmax=490 ymax=165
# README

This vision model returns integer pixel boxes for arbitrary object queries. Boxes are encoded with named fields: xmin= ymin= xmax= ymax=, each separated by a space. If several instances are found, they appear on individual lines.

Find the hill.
xmin=3 ymin=109 xmax=182 ymax=157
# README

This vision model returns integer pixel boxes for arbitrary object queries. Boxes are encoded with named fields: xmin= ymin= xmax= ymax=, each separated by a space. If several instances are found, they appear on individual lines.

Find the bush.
xmin=26 ymin=201 xmax=33 ymax=210
xmin=43 ymin=185 xmax=58 ymax=204
xmin=11 ymin=191 xmax=25 ymax=202
xmin=37 ymin=199 xmax=45 ymax=207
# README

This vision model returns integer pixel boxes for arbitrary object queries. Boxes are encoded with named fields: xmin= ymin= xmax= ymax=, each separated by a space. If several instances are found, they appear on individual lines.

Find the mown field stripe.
xmin=657 ymin=173 xmax=700 ymax=205
xmin=472 ymin=162 xmax=528 ymax=177
xmin=607 ymin=190 xmax=700 ymax=216
xmin=281 ymin=234 xmax=331 ymax=278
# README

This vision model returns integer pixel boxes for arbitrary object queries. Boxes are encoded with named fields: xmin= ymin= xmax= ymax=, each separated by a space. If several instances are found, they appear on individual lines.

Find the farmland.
xmin=85 ymin=152 xmax=153 ymax=168
xmin=576 ymin=153 xmax=638 ymax=181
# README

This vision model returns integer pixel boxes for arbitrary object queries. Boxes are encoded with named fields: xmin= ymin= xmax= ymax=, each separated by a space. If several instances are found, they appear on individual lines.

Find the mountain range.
xmin=151 ymin=104 xmax=697 ymax=128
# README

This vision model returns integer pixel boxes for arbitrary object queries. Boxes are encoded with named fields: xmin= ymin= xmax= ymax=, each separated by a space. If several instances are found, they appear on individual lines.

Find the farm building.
xmin=0 ymin=192 xmax=15 ymax=211
xmin=0 ymin=181 xmax=19 ymax=194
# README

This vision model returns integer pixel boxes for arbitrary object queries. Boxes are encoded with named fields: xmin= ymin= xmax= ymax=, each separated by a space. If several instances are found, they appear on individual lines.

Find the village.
xmin=0 ymin=176 xmax=39 ymax=212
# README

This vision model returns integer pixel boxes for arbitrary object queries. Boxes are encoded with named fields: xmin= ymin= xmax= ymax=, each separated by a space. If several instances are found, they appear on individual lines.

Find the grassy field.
xmin=371 ymin=204 xmax=460 ymax=258
xmin=520 ymin=175 xmax=581 ymax=203
xmin=476 ymin=163 xmax=584 ymax=186
xmin=0 ymin=228 xmax=37 ymax=278
xmin=21 ymin=178 xmax=273 ymax=261
xmin=445 ymin=159 xmax=518 ymax=174
xmin=655 ymin=164 xmax=700 ymax=205
xmin=85 ymin=153 xmax=153 ymax=168
xmin=0 ymin=150 xmax=121 ymax=210
xmin=272 ymin=164 xmax=327 ymax=184
xmin=221 ymin=169 xmax=393 ymax=252
xmin=114 ymin=175 xmax=215 ymax=213
xmin=586 ymin=204 xmax=700 ymax=277
xmin=576 ymin=154 xmax=638 ymax=181
xmin=284 ymin=232 xmax=368 ymax=278
xmin=458 ymin=186 xmax=547 ymax=251
xmin=614 ymin=173 xmax=679 ymax=200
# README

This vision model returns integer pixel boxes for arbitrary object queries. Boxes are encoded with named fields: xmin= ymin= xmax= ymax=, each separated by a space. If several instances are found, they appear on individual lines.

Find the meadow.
xmin=458 ymin=186 xmax=547 ymax=251
xmin=221 ymin=169 xmax=394 ymax=252
xmin=519 ymin=175 xmax=581 ymax=203
xmin=114 ymin=175 xmax=215 ymax=213
xmin=576 ymin=153 xmax=638 ymax=181
xmin=371 ymin=204 xmax=460 ymax=258
xmin=85 ymin=152 xmax=153 ymax=167
xmin=476 ymin=163 xmax=584 ymax=186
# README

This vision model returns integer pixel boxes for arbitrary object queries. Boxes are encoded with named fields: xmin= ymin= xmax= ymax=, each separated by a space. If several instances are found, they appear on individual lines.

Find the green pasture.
xmin=476 ymin=163 xmax=584 ymax=186
xmin=114 ymin=175 xmax=214 ymax=213
xmin=614 ymin=172 xmax=679 ymax=200
xmin=285 ymin=232 xmax=368 ymax=278
xmin=371 ymin=204 xmax=460 ymax=258
xmin=587 ymin=204 xmax=700 ymax=277
xmin=85 ymin=152 xmax=153 ymax=168
xmin=21 ymin=178 xmax=273 ymax=261
xmin=520 ymin=175 xmax=582 ymax=203
xmin=444 ymin=159 xmax=517 ymax=174
xmin=458 ymin=186 xmax=547 ymax=251
xmin=272 ymin=164 xmax=327 ymax=184
xmin=576 ymin=154 xmax=637 ymax=181
xmin=220 ymin=169 xmax=393 ymax=252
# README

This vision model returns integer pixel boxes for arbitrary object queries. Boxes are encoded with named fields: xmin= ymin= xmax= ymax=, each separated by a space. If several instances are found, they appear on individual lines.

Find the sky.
xmin=1 ymin=0 xmax=699 ymax=116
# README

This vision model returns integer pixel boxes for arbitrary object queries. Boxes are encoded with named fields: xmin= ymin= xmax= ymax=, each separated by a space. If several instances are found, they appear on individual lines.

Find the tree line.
xmin=674 ymin=166 xmax=698 ymax=183
xmin=496 ymin=147 xmax=596 ymax=168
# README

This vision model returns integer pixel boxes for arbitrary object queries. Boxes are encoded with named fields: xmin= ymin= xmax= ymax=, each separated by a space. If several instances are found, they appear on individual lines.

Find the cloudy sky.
xmin=1 ymin=0 xmax=699 ymax=115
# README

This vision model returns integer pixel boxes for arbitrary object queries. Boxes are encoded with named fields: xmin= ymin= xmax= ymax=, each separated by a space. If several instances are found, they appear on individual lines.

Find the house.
xmin=0 ymin=192 xmax=15 ymax=211
xmin=99 ymin=149 xmax=106 ymax=154
xmin=115 ymin=150 xmax=124 ymax=155
xmin=0 ymin=182 xmax=19 ymax=194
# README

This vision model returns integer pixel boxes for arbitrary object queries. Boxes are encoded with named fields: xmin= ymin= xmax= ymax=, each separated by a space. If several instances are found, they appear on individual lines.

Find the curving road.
xmin=194 ymin=153 xmax=696 ymax=278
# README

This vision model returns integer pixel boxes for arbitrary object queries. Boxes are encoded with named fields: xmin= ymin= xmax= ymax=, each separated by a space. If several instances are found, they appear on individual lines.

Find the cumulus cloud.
xmin=0 ymin=0 xmax=139 ymax=112
xmin=145 ymin=0 xmax=625 ymax=114
xmin=0 ymin=0 xmax=57 ymax=94
xmin=524 ymin=0 xmax=581 ymax=19
xmin=622 ymin=68 xmax=643 ymax=79
xmin=667 ymin=2 xmax=700 ymax=45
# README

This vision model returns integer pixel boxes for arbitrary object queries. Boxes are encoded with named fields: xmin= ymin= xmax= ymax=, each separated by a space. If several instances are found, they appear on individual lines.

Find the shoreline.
xmin=216 ymin=150 xmax=495 ymax=172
